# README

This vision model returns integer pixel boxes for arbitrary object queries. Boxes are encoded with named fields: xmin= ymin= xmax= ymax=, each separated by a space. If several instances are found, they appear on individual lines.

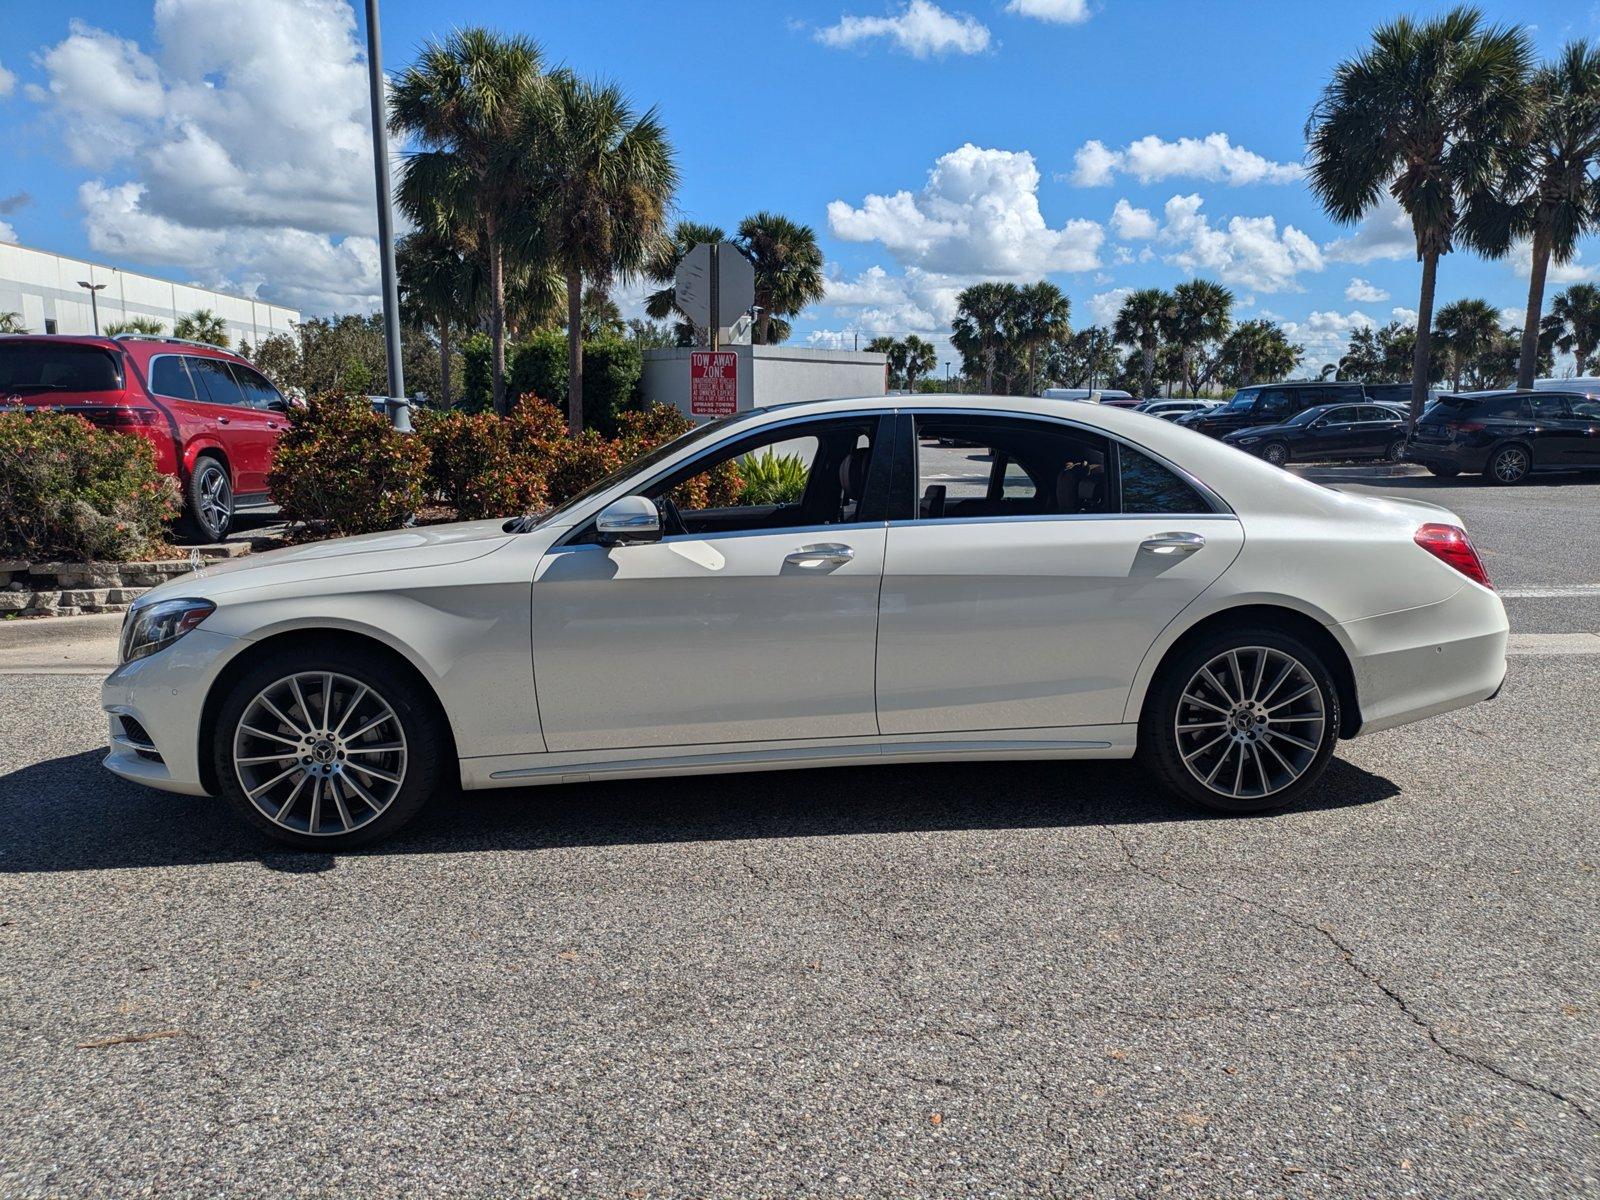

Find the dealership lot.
xmin=2 ymin=469 xmax=1597 ymax=1197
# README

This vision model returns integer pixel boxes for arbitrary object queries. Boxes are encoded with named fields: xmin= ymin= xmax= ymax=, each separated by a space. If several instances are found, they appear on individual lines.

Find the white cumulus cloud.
xmin=1157 ymin=194 xmax=1323 ymax=293
xmin=823 ymin=264 xmax=966 ymax=334
xmin=1110 ymin=198 xmax=1157 ymax=240
xmin=27 ymin=2 xmax=385 ymax=314
xmin=815 ymin=1 xmax=991 ymax=57
xmin=1279 ymin=309 xmax=1376 ymax=366
xmin=1345 ymin=277 xmax=1389 ymax=303
xmin=1068 ymin=133 xmax=1303 ymax=187
xmin=0 ymin=58 xmax=17 ymax=98
xmin=1089 ymin=287 xmax=1133 ymax=326
xmin=1323 ymin=195 xmax=1415 ymax=264
xmin=829 ymin=143 xmax=1103 ymax=275
xmin=1004 ymin=0 xmax=1091 ymax=24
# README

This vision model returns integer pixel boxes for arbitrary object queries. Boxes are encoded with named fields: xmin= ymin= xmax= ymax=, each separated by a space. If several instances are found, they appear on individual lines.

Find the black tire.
xmin=1385 ymin=437 xmax=1406 ymax=462
xmin=212 ymin=643 xmax=446 ymax=849
xmin=181 ymin=454 xmax=234 ymax=542
xmin=1426 ymin=464 xmax=1461 ymax=478
xmin=1260 ymin=441 xmax=1290 ymax=467
xmin=1485 ymin=443 xmax=1531 ymax=485
xmin=1138 ymin=627 xmax=1341 ymax=815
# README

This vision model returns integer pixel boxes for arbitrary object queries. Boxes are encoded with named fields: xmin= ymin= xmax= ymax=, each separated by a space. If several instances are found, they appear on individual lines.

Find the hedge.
xmin=267 ymin=395 xmax=431 ymax=535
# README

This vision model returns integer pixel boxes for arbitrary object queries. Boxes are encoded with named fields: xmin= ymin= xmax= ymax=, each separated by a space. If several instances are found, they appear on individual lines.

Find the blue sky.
xmin=2 ymin=0 xmax=1597 ymax=372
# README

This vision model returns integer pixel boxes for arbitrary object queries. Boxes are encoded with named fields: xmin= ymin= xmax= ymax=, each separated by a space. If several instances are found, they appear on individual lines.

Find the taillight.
xmin=91 ymin=407 xmax=161 ymax=431
xmin=1414 ymin=523 xmax=1492 ymax=590
xmin=1444 ymin=420 xmax=1485 ymax=434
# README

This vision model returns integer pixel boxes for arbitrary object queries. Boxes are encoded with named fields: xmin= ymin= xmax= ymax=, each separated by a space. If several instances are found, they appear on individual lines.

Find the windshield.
xmin=516 ymin=409 xmax=753 ymax=531
xmin=1219 ymin=388 xmax=1260 ymax=413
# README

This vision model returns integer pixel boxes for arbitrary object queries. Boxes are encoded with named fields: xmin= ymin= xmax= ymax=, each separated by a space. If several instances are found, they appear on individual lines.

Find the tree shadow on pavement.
xmin=0 ymin=749 xmax=1400 ymax=875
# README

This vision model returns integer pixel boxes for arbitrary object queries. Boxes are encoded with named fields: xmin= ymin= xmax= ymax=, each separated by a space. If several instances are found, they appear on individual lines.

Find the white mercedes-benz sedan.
xmin=102 ymin=396 xmax=1509 ymax=848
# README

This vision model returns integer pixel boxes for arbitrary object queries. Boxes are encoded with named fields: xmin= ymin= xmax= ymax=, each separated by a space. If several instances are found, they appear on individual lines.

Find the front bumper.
xmin=101 ymin=628 xmax=241 ymax=797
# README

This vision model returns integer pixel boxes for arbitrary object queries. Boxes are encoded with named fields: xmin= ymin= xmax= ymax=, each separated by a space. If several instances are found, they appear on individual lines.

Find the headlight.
xmin=1237 ymin=436 xmax=1261 ymax=445
xmin=120 ymin=598 xmax=215 ymax=663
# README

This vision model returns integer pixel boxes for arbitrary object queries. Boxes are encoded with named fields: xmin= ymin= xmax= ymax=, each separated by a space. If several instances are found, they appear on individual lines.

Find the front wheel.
xmin=1486 ymin=444 xmax=1531 ymax=485
xmin=213 ymin=645 xmax=445 ymax=849
xmin=1139 ymin=629 xmax=1340 ymax=814
xmin=1259 ymin=441 xmax=1290 ymax=467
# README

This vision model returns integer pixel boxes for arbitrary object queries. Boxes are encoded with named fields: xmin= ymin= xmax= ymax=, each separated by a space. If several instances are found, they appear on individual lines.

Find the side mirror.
xmin=596 ymin=495 xmax=661 ymax=545
xmin=1311 ymin=419 xmax=1329 ymax=429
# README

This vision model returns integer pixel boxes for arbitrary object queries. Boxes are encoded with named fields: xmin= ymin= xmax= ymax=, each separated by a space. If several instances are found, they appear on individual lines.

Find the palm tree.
xmin=391 ymin=29 xmax=546 ymax=416
xmin=901 ymin=334 xmax=937 ymax=389
xmin=1168 ymin=279 xmax=1233 ymax=396
xmin=951 ymin=282 xmax=1015 ymax=393
xmin=1433 ymin=298 xmax=1500 ymax=389
xmin=644 ymin=220 xmax=727 ymax=343
xmin=1542 ymin=282 xmax=1600 ymax=374
xmin=1113 ymin=288 xmax=1171 ymax=398
xmin=397 ymin=231 xmax=479 ymax=409
xmin=0 ymin=312 xmax=24 ymax=334
xmin=1476 ymin=42 xmax=1600 ymax=388
xmin=1013 ymin=281 xmax=1071 ymax=396
xmin=105 ymin=316 xmax=166 ymax=336
xmin=1222 ymin=319 xmax=1301 ymax=387
xmin=1307 ymin=7 xmax=1533 ymax=425
xmin=174 ymin=309 xmax=230 ymax=347
xmin=527 ymin=72 xmax=677 ymax=433
xmin=737 ymin=212 xmax=825 ymax=345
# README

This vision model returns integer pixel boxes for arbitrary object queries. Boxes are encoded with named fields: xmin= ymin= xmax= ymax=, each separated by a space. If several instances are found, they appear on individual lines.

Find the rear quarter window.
xmin=1119 ymin=444 xmax=1211 ymax=514
xmin=0 ymin=344 xmax=122 ymax=394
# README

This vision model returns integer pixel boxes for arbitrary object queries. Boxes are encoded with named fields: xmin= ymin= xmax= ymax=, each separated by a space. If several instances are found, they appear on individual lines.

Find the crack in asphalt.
xmin=1110 ymin=829 xmax=1600 ymax=1133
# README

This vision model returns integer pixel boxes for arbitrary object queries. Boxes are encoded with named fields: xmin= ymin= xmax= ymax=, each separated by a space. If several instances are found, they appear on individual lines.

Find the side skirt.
xmin=460 ymin=725 xmax=1138 ymax=790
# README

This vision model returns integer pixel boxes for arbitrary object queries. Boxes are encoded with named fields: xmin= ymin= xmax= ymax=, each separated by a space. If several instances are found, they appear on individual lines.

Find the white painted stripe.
xmin=1501 ymin=585 xmax=1600 ymax=599
xmin=1506 ymin=632 xmax=1600 ymax=655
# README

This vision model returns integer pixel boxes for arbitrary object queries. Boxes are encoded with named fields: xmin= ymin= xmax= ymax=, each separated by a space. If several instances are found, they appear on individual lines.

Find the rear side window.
xmin=0 ymin=344 xmax=121 ymax=394
xmin=186 ymin=356 xmax=246 ymax=405
xmin=1463 ymin=395 xmax=1525 ymax=419
xmin=911 ymin=414 xmax=1112 ymax=519
xmin=1525 ymin=394 xmax=1569 ymax=419
xmin=1119 ymin=445 xmax=1211 ymax=514
xmin=149 ymin=356 xmax=197 ymax=400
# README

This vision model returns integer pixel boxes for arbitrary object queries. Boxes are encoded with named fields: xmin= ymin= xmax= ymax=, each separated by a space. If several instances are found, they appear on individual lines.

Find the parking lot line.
xmin=1499 ymin=584 xmax=1600 ymax=598
xmin=1506 ymin=632 xmax=1600 ymax=655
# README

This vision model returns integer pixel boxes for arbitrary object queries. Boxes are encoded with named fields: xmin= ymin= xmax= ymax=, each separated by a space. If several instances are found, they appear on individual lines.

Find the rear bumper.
xmin=1402 ymin=443 xmax=1488 ymax=472
xmin=1340 ymin=584 xmax=1509 ymax=735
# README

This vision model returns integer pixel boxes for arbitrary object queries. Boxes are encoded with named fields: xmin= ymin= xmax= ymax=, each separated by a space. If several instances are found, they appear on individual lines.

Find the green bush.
xmin=268 ymin=395 xmax=430 ymax=535
xmin=464 ymin=330 xmax=640 ymax=432
xmin=578 ymin=337 xmax=642 ymax=436
xmin=459 ymin=332 xmax=494 ymax=414
xmin=0 ymin=412 xmax=180 ymax=561
xmin=508 ymin=329 xmax=567 ymax=411
xmin=738 ymin=449 xmax=808 ymax=505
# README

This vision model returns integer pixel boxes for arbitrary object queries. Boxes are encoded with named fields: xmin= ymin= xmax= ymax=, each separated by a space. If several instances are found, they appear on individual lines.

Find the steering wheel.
xmin=654 ymin=493 xmax=688 ymax=537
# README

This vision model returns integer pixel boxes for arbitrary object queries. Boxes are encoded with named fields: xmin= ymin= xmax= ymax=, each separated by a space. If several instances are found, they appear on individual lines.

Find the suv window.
xmin=149 ymin=355 xmax=197 ymax=400
xmin=186 ymin=356 xmax=247 ymax=406
xmin=0 ymin=344 xmax=121 ymax=394
xmin=1119 ymin=445 xmax=1211 ymax=514
xmin=911 ymin=414 xmax=1111 ymax=519
xmin=1461 ymin=395 xmax=1525 ymax=420
xmin=229 ymin=362 xmax=284 ymax=408
xmin=1524 ymin=394 xmax=1569 ymax=420
xmin=1254 ymin=388 xmax=1297 ymax=419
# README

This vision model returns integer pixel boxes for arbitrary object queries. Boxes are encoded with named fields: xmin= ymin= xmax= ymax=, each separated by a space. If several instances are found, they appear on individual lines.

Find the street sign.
xmin=715 ymin=242 xmax=754 ymax=319
xmin=674 ymin=241 xmax=755 ymax=346
xmin=674 ymin=242 xmax=713 ymax=330
xmin=690 ymin=350 xmax=738 ymax=417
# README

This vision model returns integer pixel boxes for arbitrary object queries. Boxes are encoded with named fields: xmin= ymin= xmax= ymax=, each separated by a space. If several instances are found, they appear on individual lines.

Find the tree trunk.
xmin=439 ymin=322 xmax=452 ymax=410
xmin=1142 ymin=344 xmax=1155 ymax=398
xmin=488 ymin=227 xmax=507 ymax=417
xmin=1517 ymin=225 xmax=1550 ymax=391
xmin=1410 ymin=250 xmax=1440 ymax=430
xmin=566 ymin=269 xmax=584 ymax=436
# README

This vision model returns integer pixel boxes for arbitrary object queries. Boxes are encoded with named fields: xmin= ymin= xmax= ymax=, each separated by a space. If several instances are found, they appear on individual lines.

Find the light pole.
xmin=363 ymin=0 xmax=409 ymax=432
xmin=77 ymin=281 xmax=106 ymax=336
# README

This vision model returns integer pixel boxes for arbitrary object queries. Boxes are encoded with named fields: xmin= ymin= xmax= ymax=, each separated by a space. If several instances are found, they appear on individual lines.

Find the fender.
xmin=181 ymin=436 xmax=230 ymax=480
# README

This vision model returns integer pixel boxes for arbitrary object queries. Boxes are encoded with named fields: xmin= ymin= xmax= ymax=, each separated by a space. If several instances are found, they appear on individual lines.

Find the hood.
xmin=143 ymin=519 xmax=519 ymax=603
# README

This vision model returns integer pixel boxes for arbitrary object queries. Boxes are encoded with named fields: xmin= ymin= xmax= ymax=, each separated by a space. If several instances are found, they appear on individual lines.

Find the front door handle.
xmin=785 ymin=543 xmax=854 ymax=566
xmin=1141 ymin=531 xmax=1206 ymax=555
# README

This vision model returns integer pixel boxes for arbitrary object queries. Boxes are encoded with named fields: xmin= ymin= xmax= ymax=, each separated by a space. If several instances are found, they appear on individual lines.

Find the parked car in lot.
xmin=1222 ymin=402 xmax=1409 ymax=466
xmin=1042 ymin=388 xmax=1139 ymax=407
xmin=103 ymin=395 xmax=1508 ymax=848
xmin=1174 ymin=381 xmax=1367 ymax=438
xmin=0 ymin=334 xmax=289 ymax=540
xmin=1405 ymin=388 xmax=1600 ymax=483
xmin=1137 ymin=399 xmax=1218 ymax=421
xmin=1533 ymin=376 xmax=1600 ymax=399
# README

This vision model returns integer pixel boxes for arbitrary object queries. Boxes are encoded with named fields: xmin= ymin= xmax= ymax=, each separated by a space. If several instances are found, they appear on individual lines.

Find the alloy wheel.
xmin=1262 ymin=443 xmax=1288 ymax=466
xmin=232 ymin=671 xmax=408 ymax=836
xmin=1174 ymin=646 xmax=1326 ymax=800
xmin=197 ymin=463 xmax=232 ymax=537
xmin=1491 ymin=446 xmax=1529 ymax=483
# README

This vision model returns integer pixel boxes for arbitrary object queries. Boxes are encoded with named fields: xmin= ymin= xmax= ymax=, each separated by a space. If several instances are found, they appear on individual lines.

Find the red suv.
xmin=0 ymin=334 xmax=289 ymax=541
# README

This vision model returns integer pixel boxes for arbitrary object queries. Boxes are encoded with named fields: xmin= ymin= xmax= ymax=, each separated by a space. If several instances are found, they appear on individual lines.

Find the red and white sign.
xmin=690 ymin=351 xmax=738 ymax=417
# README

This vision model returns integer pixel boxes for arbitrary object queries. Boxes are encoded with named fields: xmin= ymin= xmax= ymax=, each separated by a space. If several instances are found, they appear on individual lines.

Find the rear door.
xmin=1352 ymin=405 xmax=1404 ymax=457
xmin=184 ymin=355 xmax=279 ymax=494
xmin=875 ymin=412 xmax=1243 ymax=735
xmin=1307 ymin=404 xmax=1362 ymax=457
xmin=1524 ymin=393 xmax=1584 ymax=466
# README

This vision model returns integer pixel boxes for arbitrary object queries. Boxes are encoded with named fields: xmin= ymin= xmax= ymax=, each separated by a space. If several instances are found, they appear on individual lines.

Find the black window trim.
xmin=146 ymin=352 xmax=198 ymax=401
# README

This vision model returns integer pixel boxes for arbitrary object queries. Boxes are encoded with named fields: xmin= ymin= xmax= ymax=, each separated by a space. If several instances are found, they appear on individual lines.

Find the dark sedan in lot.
xmin=1221 ymin=402 xmax=1409 ymax=466
xmin=1405 ymin=389 xmax=1600 ymax=483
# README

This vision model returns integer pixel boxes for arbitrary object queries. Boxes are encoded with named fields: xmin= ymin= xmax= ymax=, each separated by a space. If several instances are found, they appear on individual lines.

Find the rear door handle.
xmin=1141 ymin=531 xmax=1206 ymax=555
xmin=217 ymin=416 xmax=230 ymax=424
xmin=785 ymin=543 xmax=854 ymax=566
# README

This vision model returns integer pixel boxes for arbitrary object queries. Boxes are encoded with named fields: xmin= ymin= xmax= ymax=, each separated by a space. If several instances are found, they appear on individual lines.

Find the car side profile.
xmin=1136 ymin=399 xmax=1218 ymax=421
xmin=1176 ymin=381 xmax=1367 ymax=438
xmin=102 ymin=396 xmax=1508 ymax=849
xmin=0 ymin=333 xmax=289 ymax=540
xmin=1222 ymin=402 xmax=1409 ymax=466
xmin=1405 ymin=389 xmax=1600 ymax=483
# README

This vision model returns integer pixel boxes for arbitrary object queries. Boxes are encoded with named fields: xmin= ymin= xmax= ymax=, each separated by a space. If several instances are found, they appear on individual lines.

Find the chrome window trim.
xmin=146 ymin=353 xmax=199 ymax=402
xmin=546 ymin=519 xmax=891 ymax=557
xmin=887 ymin=512 xmax=1241 ymax=530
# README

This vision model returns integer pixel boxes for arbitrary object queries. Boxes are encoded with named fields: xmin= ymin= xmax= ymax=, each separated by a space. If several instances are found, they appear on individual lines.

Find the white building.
xmin=0 ymin=240 xmax=299 ymax=347
xmin=642 ymin=345 xmax=888 ymax=420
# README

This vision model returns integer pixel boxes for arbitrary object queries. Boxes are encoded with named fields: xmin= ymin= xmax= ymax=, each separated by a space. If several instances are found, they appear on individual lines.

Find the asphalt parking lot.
xmin=2 ymin=467 xmax=1597 ymax=1198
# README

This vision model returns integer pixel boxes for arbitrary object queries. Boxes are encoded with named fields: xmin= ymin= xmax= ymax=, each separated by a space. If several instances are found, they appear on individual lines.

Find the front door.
xmin=875 ymin=412 xmax=1243 ymax=735
xmin=532 ymin=414 xmax=892 ymax=752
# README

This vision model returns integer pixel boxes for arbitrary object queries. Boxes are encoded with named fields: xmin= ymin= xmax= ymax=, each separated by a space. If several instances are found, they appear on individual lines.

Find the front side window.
xmin=1119 ymin=444 xmax=1211 ymax=514
xmin=1255 ymin=389 xmax=1297 ymax=419
xmin=1220 ymin=388 xmax=1260 ymax=413
xmin=1321 ymin=406 xmax=1360 ymax=424
xmin=911 ymin=414 xmax=1111 ymax=519
xmin=229 ymin=363 xmax=284 ymax=408
xmin=0 ymin=344 xmax=121 ymax=394
xmin=186 ymin=356 xmax=246 ymax=406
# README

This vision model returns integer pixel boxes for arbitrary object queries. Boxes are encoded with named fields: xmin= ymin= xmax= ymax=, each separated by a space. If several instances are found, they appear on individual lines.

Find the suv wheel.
xmin=1486 ymin=444 xmax=1531 ymax=485
xmin=1139 ymin=629 xmax=1340 ymax=814
xmin=183 ymin=456 xmax=234 ymax=542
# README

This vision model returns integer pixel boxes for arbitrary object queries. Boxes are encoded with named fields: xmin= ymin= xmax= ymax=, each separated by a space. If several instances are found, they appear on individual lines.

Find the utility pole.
xmin=363 ymin=0 xmax=409 ymax=432
xmin=77 ymin=281 xmax=106 ymax=336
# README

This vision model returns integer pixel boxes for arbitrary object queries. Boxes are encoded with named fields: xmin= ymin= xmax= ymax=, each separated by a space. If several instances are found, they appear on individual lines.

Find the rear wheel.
xmin=1139 ymin=629 xmax=1340 ymax=814
xmin=213 ymin=645 xmax=445 ymax=849
xmin=1260 ymin=441 xmax=1290 ymax=467
xmin=181 ymin=454 xmax=234 ymax=542
xmin=1385 ymin=437 xmax=1406 ymax=462
xmin=1486 ymin=443 xmax=1531 ymax=485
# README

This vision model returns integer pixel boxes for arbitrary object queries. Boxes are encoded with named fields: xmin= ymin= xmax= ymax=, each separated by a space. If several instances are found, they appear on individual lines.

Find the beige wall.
xmin=642 ymin=345 xmax=889 ymax=421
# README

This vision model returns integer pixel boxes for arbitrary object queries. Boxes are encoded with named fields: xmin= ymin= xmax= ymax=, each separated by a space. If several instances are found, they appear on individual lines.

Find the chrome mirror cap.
xmin=596 ymin=495 xmax=661 ymax=544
